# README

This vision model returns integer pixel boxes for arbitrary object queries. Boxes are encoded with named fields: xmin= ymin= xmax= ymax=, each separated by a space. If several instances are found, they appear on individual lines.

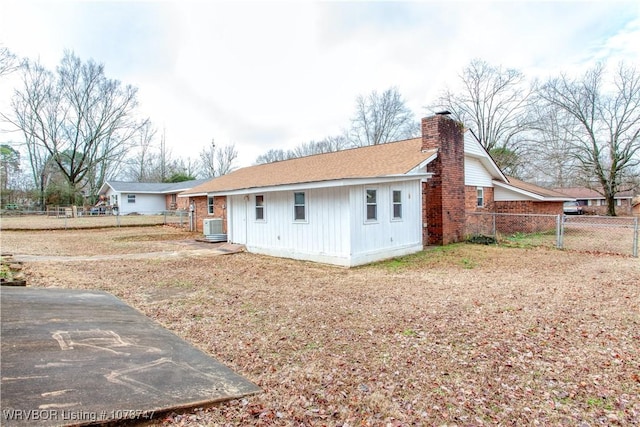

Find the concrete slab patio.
xmin=1 ymin=287 xmax=260 ymax=426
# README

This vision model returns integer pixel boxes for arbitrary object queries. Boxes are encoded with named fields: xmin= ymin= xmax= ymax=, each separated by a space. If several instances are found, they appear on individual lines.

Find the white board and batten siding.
xmin=228 ymin=187 xmax=351 ymax=264
xmin=348 ymin=181 xmax=423 ymax=266
xmin=227 ymin=180 xmax=423 ymax=267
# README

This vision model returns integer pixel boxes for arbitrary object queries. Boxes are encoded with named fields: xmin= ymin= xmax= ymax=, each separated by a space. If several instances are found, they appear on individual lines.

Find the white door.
xmin=230 ymin=196 xmax=248 ymax=244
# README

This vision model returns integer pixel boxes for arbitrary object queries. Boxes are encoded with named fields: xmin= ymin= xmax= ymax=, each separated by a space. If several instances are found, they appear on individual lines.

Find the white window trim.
xmin=255 ymin=194 xmax=266 ymax=222
xmin=476 ymin=187 xmax=484 ymax=208
xmin=365 ymin=188 xmax=378 ymax=223
xmin=127 ymin=194 xmax=136 ymax=204
xmin=207 ymin=196 xmax=215 ymax=215
xmin=391 ymin=189 xmax=402 ymax=221
xmin=293 ymin=191 xmax=308 ymax=223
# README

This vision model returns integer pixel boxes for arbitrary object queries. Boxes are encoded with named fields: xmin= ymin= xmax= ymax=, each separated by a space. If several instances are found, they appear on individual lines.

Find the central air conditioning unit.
xmin=203 ymin=218 xmax=227 ymax=242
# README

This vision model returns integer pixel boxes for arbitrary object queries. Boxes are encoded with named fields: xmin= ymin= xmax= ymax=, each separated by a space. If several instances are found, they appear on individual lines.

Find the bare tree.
xmin=350 ymin=86 xmax=419 ymax=147
xmin=7 ymin=60 xmax=54 ymax=207
xmin=291 ymin=135 xmax=350 ymax=158
xmin=537 ymin=62 xmax=640 ymax=215
xmin=429 ymin=59 xmax=533 ymax=171
xmin=4 ymin=51 xmax=144 ymax=204
xmin=0 ymin=144 xmax=20 ymax=203
xmin=157 ymin=128 xmax=172 ymax=182
xmin=174 ymin=157 xmax=199 ymax=180
xmin=255 ymin=148 xmax=294 ymax=165
xmin=199 ymin=139 xmax=238 ymax=178
xmin=524 ymin=102 xmax=582 ymax=187
xmin=123 ymin=121 xmax=157 ymax=182
xmin=0 ymin=46 xmax=18 ymax=77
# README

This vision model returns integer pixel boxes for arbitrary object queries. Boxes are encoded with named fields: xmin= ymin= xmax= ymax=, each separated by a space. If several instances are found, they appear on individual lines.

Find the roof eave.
xmin=204 ymin=174 xmax=433 ymax=196
xmin=178 ymin=192 xmax=207 ymax=198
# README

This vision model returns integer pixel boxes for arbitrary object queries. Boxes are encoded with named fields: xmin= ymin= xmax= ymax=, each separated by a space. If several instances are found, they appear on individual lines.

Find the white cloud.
xmin=1 ymin=0 xmax=639 ymax=170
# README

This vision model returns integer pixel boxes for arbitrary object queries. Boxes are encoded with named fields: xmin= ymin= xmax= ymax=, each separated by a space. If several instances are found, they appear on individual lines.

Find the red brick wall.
xmin=187 ymin=195 xmax=227 ymax=233
xmin=495 ymin=201 xmax=563 ymax=215
xmin=465 ymin=186 xmax=494 ymax=212
xmin=493 ymin=201 xmax=562 ymax=234
xmin=421 ymin=115 xmax=465 ymax=245
xmin=164 ymin=194 xmax=190 ymax=211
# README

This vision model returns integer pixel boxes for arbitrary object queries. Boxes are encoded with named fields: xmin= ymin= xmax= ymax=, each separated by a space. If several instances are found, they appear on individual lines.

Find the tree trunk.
xmin=605 ymin=192 xmax=617 ymax=216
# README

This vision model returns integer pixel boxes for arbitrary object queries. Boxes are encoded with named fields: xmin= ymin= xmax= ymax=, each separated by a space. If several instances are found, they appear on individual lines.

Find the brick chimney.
xmin=421 ymin=113 xmax=465 ymax=245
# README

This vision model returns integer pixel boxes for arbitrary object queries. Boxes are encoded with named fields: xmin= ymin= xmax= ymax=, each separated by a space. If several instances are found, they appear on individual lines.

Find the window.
xmin=392 ymin=190 xmax=402 ymax=219
xmin=255 ymin=195 xmax=265 ymax=220
xmin=616 ymin=198 xmax=622 ymax=206
xmin=127 ymin=194 xmax=135 ymax=204
xmin=366 ymin=189 xmax=377 ymax=221
xmin=476 ymin=187 xmax=484 ymax=207
xmin=294 ymin=192 xmax=306 ymax=221
xmin=208 ymin=196 xmax=215 ymax=214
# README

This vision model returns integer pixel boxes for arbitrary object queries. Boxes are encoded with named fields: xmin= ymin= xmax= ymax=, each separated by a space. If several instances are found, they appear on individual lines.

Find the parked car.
xmin=563 ymin=201 xmax=584 ymax=215
xmin=3 ymin=203 xmax=19 ymax=210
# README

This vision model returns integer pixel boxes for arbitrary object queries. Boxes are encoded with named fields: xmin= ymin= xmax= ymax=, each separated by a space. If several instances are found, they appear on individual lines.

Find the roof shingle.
xmin=183 ymin=138 xmax=436 ymax=195
xmin=505 ymin=177 xmax=572 ymax=199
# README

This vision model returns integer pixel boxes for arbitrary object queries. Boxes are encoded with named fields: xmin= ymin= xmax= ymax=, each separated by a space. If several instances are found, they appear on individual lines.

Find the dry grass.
xmin=3 ymin=227 xmax=639 ymax=425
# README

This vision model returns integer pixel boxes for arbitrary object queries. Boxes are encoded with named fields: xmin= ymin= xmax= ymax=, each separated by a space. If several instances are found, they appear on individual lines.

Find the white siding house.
xmin=181 ymin=114 xmax=569 ymax=267
xmin=224 ymin=178 xmax=424 ymax=267
xmin=98 ymin=180 xmax=208 ymax=215
xmin=182 ymin=134 xmax=438 ymax=267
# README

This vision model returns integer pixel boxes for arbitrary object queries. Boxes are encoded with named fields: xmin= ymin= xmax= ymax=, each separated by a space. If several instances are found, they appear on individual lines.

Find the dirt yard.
xmin=1 ymin=226 xmax=639 ymax=425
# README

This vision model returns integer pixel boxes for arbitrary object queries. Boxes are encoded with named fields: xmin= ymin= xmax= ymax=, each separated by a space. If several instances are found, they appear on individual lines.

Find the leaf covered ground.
xmin=2 ymin=226 xmax=639 ymax=425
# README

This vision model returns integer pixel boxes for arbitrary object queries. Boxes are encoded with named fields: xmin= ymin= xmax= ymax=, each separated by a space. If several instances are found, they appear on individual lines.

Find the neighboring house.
xmin=180 ymin=114 xmax=570 ymax=267
xmin=98 ymin=180 xmax=208 ymax=215
xmin=633 ymin=197 xmax=640 ymax=217
xmin=552 ymin=187 xmax=635 ymax=216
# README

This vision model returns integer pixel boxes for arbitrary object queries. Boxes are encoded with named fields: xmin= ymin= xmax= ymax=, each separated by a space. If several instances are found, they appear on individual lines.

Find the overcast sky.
xmin=1 ymin=1 xmax=639 ymax=169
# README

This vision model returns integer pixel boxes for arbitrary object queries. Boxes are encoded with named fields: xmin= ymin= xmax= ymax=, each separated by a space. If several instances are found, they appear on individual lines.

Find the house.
xmin=98 ymin=179 xmax=208 ymax=215
xmin=552 ymin=187 xmax=635 ymax=216
xmin=180 ymin=114 xmax=571 ymax=267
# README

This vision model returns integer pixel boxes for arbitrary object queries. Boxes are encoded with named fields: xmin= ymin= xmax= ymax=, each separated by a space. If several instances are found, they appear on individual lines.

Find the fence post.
xmin=633 ymin=217 xmax=638 ymax=258
xmin=556 ymin=214 xmax=563 ymax=249
xmin=492 ymin=213 xmax=496 ymax=239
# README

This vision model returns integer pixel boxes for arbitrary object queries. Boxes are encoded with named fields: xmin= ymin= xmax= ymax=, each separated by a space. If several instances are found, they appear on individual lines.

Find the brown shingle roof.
xmin=505 ymin=176 xmax=572 ymax=199
xmin=183 ymin=138 xmax=436 ymax=195
xmin=552 ymin=187 xmax=635 ymax=199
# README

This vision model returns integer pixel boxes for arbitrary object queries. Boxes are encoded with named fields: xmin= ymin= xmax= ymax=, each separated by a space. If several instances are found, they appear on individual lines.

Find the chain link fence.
xmin=1 ymin=210 xmax=191 ymax=230
xmin=466 ymin=212 xmax=639 ymax=257
xmin=561 ymin=215 xmax=639 ymax=257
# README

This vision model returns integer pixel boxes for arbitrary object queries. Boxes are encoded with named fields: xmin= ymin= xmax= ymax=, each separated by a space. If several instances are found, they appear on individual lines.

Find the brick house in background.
xmin=553 ymin=187 xmax=636 ymax=216
xmin=180 ymin=114 xmax=571 ymax=266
